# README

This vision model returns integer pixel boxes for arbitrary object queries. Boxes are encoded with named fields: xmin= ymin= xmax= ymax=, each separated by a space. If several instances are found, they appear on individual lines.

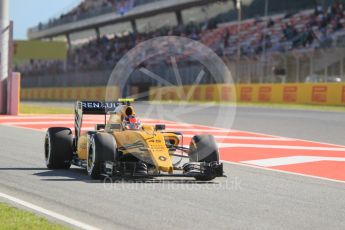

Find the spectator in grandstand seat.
xmin=283 ymin=23 xmax=298 ymax=40
xmin=191 ymin=31 xmax=200 ymax=40
xmin=255 ymin=33 xmax=272 ymax=54
xmin=267 ymin=18 xmax=275 ymax=28
xmin=270 ymin=39 xmax=285 ymax=53
xmin=100 ymin=35 xmax=109 ymax=45
xmin=284 ymin=11 xmax=295 ymax=19
xmin=330 ymin=0 xmax=343 ymax=17
xmin=308 ymin=14 xmax=318 ymax=27
xmin=304 ymin=26 xmax=318 ymax=47
xmin=318 ymin=13 xmax=330 ymax=29
xmin=314 ymin=4 xmax=324 ymax=16
xmin=292 ymin=25 xmax=317 ymax=48
xmin=117 ymin=0 xmax=134 ymax=16
xmin=242 ymin=41 xmax=255 ymax=56
xmin=319 ymin=28 xmax=333 ymax=48
xmin=331 ymin=17 xmax=343 ymax=31
xmin=254 ymin=16 xmax=263 ymax=25
xmin=223 ymin=30 xmax=230 ymax=48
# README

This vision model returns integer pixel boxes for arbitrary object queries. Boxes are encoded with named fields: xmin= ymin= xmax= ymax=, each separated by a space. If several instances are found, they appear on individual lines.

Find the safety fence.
xmin=149 ymin=83 xmax=345 ymax=106
xmin=21 ymin=83 xmax=345 ymax=106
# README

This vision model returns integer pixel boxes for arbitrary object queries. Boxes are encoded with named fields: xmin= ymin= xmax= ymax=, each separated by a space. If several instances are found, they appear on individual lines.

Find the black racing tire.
xmin=45 ymin=127 xmax=73 ymax=169
xmin=189 ymin=135 xmax=219 ymax=163
xmin=189 ymin=134 xmax=219 ymax=181
xmin=87 ymin=133 xmax=117 ymax=179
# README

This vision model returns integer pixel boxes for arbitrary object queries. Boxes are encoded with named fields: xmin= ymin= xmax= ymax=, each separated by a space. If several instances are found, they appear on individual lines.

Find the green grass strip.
xmin=0 ymin=202 xmax=69 ymax=230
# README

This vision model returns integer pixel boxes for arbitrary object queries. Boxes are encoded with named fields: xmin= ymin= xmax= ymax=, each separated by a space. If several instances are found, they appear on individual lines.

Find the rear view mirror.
xmin=95 ymin=124 xmax=105 ymax=130
xmin=109 ymin=124 xmax=122 ymax=130
xmin=155 ymin=124 xmax=166 ymax=131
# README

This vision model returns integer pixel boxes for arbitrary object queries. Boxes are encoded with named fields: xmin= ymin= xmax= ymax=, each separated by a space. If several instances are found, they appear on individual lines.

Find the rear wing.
xmin=75 ymin=100 xmax=134 ymax=114
xmin=76 ymin=101 xmax=119 ymax=115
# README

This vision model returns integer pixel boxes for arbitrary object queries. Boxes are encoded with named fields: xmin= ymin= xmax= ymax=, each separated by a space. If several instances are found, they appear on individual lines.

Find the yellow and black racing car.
xmin=44 ymin=99 xmax=224 ymax=181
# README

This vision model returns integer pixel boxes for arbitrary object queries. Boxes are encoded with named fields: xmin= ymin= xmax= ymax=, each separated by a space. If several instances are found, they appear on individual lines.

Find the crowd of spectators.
xmin=287 ymin=0 xmax=344 ymax=48
xmin=215 ymin=0 xmax=345 ymax=58
xmin=19 ymin=1 xmax=345 ymax=76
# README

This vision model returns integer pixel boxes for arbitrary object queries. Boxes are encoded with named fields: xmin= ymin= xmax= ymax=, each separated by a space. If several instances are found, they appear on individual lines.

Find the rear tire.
xmin=45 ymin=127 xmax=73 ymax=169
xmin=87 ymin=133 xmax=117 ymax=179
xmin=189 ymin=134 xmax=219 ymax=181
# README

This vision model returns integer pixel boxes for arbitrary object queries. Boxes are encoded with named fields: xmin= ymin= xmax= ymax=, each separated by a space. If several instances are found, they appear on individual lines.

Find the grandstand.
xmin=19 ymin=0 xmax=345 ymax=93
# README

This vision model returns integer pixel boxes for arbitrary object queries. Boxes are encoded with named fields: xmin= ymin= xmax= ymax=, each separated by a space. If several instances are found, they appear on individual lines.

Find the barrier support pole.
xmin=341 ymin=56 xmax=344 ymax=81
xmin=7 ymin=72 xmax=20 ymax=115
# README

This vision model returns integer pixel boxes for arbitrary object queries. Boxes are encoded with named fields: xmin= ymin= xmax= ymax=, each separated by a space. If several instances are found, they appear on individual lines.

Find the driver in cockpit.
xmin=123 ymin=114 xmax=141 ymax=130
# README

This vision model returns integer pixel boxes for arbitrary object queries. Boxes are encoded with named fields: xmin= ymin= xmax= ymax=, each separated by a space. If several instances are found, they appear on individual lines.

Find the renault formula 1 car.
xmin=44 ymin=99 xmax=224 ymax=181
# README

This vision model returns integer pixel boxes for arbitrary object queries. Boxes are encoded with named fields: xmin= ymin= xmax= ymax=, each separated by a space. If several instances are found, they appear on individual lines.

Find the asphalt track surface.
xmin=1 ymin=103 xmax=345 ymax=229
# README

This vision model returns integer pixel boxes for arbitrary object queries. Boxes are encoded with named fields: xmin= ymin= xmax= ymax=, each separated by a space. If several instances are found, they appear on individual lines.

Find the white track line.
xmin=183 ymin=134 xmax=291 ymax=141
xmin=0 ymin=192 xmax=100 ymax=230
xmin=222 ymin=160 xmax=345 ymax=185
xmin=229 ymin=128 xmax=345 ymax=148
xmin=146 ymin=123 xmax=204 ymax=128
xmin=165 ymin=128 xmax=232 ymax=132
xmin=242 ymin=156 xmax=345 ymax=167
xmin=217 ymin=143 xmax=345 ymax=151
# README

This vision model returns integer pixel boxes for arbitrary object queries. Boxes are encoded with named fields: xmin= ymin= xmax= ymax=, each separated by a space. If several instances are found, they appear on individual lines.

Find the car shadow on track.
xmin=105 ymin=177 xmax=217 ymax=184
xmin=33 ymin=167 xmax=94 ymax=182
xmin=0 ymin=167 xmax=91 ymax=182
xmin=0 ymin=167 xmax=218 ymax=184
xmin=0 ymin=167 xmax=48 ymax=171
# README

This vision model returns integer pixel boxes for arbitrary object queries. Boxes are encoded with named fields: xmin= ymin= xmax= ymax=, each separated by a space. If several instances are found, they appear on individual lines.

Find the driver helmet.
xmin=124 ymin=115 xmax=141 ymax=130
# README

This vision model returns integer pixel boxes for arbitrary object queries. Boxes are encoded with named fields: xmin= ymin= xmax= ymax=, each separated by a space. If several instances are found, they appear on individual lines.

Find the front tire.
xmin=189 ymin=134 xmax=220 ymax=181
xmin=87 ymin=133 xmax=116 ymax=179
xmin=45 ymin=127 xmax=73 ymax=169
